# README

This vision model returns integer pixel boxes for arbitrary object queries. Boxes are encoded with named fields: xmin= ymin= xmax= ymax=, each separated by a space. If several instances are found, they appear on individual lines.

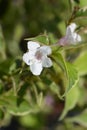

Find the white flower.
xmin=59 ymin=23 xmax=82 ymax=46
xmin=23 ymin=41 xmax=52 ymax=75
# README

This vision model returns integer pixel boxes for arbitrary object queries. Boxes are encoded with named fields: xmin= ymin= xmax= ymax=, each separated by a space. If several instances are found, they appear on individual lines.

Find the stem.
xmin=32 ymin=83 xmax=38 ymax=104
xmin=11 ymin=76 xmax=17 ymax=96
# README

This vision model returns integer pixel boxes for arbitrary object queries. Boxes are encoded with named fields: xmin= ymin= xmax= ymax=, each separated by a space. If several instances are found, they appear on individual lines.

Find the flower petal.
xmin=23 ymin=51 xmax=34 ymax=65
xmin=77 ymin=35 xmax=82 ymax=42
xmin=73 ymin=33 xmax=82 ymax=43
xmin=40 ymin=46 xmax=52 ymax=55
xmin=69 ymin=23 xmax=76 ymax=32
xmin=27 ymin=41 xmax=40 ymax=50
xmin=42 ymin=57 xmax=52 ymax=68
xmin=67 ymin=33 xmax=82 ymax=45
xmin=66 ymin=23 xmax=76 ymax=36
xmin=30 ymin=62 xmax=43 ymax=75
xmin=59 ymin=36 xmax=68 ymax=46
xmin=59 ymin=23 xmax=81 ymax=46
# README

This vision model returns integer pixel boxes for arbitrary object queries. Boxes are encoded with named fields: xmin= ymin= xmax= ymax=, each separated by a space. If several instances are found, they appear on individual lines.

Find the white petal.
xmin=62 ymin=23 xmax=81 ymax=45
xmin=76 ymin=34 xmax=82 ymax=42
xmin=66 ymin=23 xmax=76 ymax=36
xmin=66 ymin=27 xmax=72 ymax=37
xmin=40 ymin=46 xmax=52 ymax=55
xmin=65 ymin=34 xmax=73 ymax=44
xmin=23 ymin=51 xmax=34 ymax=65
xmin=69 ymin=23 xmax=76 ymax=32
xmin=42 ymin=57 xmax=52 ymax=68
xmin=30 ymin=62 xmax=43 ymax=75
xmin=27 ymin=41 xmax=40 ymax=50
xmin=72 ymin=33 xmax=82 ymax=44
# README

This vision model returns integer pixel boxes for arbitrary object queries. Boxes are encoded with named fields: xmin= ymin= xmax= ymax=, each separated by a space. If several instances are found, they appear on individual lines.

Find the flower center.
xmin=35 ymin=50 xmax=43 ymax=60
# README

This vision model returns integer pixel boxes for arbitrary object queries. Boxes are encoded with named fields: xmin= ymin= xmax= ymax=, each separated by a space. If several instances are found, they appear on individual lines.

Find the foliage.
xmin=0 ymin=0 xmax=87 ymax=130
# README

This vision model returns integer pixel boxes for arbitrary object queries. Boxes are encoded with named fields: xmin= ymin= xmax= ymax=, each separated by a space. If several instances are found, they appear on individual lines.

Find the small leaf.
xmin=74 ymin=51 xmax=87 ymax=76
xmin=59 ymin=83 xmax=79 ymax=120
xmin=25 ymin=34 xmax=49 ymax=45
xmin=66 ymin=109 xmax=87 ymax=127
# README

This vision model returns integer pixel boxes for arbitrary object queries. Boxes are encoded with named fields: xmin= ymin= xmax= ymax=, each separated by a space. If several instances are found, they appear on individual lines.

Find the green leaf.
xmin=50 ymin=82 xmax=62 ymax=99
xmin=65 ymin=62 xmax=78 ymax=93
xmin=19 ymin=114 xmax=39 ymax=127
xmin=75 ymin=6 xmax=87 ymax=18
xmin=59 ymin=83 xmax=79 ymax=120
xmin=0 ymin=99 xmax=8 ymax=106
xmin=52 ymin=53 xmax=78 ymax=95
xmin=0 ymin=59 xmax=14 ymax=76
xmin=74 ymin=51 xmax=87 ymax=76
xmin=9 ymin=59 xmax=23 ymax=75
xmin=25 ymin=34 xmax=49 ymax=45
xmin=66 ymin=109 xmax=87 ymax=127
xmin=0 ymin=58 xmax=22 ymax=76
xmin=48 ymin=33 xmax=57 ymax=44
xmin=2 ymin=96 xmax=33 ymax=116
xmin=52 ymin=52 xmax=67 ymax=73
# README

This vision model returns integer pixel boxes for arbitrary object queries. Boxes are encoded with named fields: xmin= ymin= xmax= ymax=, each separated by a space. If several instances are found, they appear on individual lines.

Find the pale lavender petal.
xmin=58 ymin=36 xmax=68 ymax=46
